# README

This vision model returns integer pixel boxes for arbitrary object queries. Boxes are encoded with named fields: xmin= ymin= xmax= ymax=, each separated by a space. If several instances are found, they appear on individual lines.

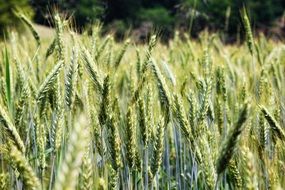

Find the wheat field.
xmin=0 ymin=12 xmax=284 ymax=190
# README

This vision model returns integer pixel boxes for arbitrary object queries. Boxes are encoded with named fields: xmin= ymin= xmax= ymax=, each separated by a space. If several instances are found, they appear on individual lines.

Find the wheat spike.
xmin=241 ymin=7 xmax=254 ymax=55
xmin=81 ymin=141 xmax=93 ymax=190
xmin=65 ymin=46 xmax=79 ymax=110
xmin=82 ymin=47 xmax=103 ymax=93
xmin=45 ymin=38 xmax=57 ymax=60
xmin=150 ymin=117 xmax=165 ymax=179
xmin=199 ymin=136 xmax=216 ymax=189
xmin=187 ymin=90 xmax=197 ymax=130
xmin=241 ymin=146 xmax=258 ymax=189
xmin=216 ymin=103 xmax=248 ymax=176
xmin=260 ymin=106 xmax=285 ymax=141
xmin=137 ymin=95 xmax=148 ymax=147
xmin=6 ymin=144 xmax=40 ymax=189
xmin=173 ymin=94 xmax=193 ymax=142
xmin=125 ymin=105 xmax=137 ymax=168
xmin=197 ymin=79 xmax=212 ymax=128
xmin=36 ymin=60 xmax=64 ymax=104
xmin=108 ymin=164 xmax=119 ymax=190
xmin=0 ymin=173 xmax=8 ymax=190
xmin=54 ymin=14 xmax=65 ymax=62
xmin=215 ymin=67 xmax=227 ymax=101
xmin=150 ymin=59 xmax=171 ymax=120
xmin=227 ymin=159 xmax=242 ymax=189
xmin=54 ymin=115 xmax=90 ymax=190
xmin=15 ymin=83 xmax=30 ymax=127
xmin=18 ymin=13 xmax=40 ymax=47
xmin=0 ymin=106 xmax=25 ymax=153
xmin=34 ymin=117 xmax=46 ymax=170
xmin=99 ymin=75 xmax=111 ymax=126
xmin=141 ymin=35 xmax=157 ymax=74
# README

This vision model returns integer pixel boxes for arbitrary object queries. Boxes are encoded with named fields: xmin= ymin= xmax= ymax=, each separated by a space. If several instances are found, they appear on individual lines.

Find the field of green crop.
xmin=0 ymin=13 xmax=284 ymax=190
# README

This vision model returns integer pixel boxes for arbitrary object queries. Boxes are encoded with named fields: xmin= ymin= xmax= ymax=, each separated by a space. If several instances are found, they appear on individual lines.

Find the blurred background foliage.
xmin=1 ymin=0 xmax=285 ymax=41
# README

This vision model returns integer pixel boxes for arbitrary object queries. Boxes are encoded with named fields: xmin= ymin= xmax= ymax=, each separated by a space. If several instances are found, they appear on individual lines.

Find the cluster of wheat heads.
xmin=0 ymin=13 xmax=285 ymax=190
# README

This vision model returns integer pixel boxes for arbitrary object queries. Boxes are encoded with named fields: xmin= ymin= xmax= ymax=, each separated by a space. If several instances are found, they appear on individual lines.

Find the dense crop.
xmin=0 ymin=13 xmax=284 ymax=190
